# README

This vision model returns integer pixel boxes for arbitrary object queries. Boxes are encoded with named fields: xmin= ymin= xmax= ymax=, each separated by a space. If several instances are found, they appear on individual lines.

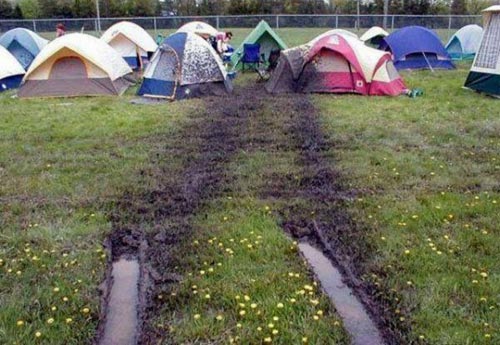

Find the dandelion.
xmin=272 ymin=329 xmax=279 ymax=335
xmin=251 ymin=303 xmax=257 ymax=309
xmin=334 ymin=321 xmax=340 ymax=326
xmin=239 ymin=310 xmax=246 ymax=316
xmin=216 ymin=315 xmax=223 ymax=321
xmin=194 ymin=314 xmax=201 ymax=320
xmin=35 ymin=331 xmax=42 ymax=338
xmin=404 ymin=250 xmax=410 ymax=255
xmin=268 ymin=323 xmax=274 ymax=329
xmin=63 ymin=297 xmax=69 ymax=302
xmin=313 ymin=315 xmax=319 ymax=320
xmin=419 ymin=335 xmax=425 ymax=340
xmin=302 ymin=337 xmax=308 ymax=343
xmin=304 ymin=285 xmax=313 ymax=291
xmin=204 ymin=294 xmax=210 ymax=299
xmin=317 ymin=310 xmax=323 ymax=316
xmin=239 ymin=303 xmax=246 ymax=308
xmin=480 ymin=272 xmax=488 ymax=278
xmin=47 ymin=318 xmax=54 ymax=324
xmin=53 ymin=287 xmax=60 ymax=292
xmin=277 ymin=302 xmax=284 ymax=308
xmin=200 ymin=270 xmax=205 ymax=275
xmin=264 ymin=337 xmax=272 ymax=343
xmin=273 ymin=316 xmax=279 ymax=321
xmin=16 ymin=320 xmax=24 ymax=326
xmin=472 ymin=280 xmax=479 ymax=284
xmin=290 ymin=298 xmax=296 ymax=303
xmin=406 ymin=281 xmax=413 ymax=286
xmin=310 ymin=299 xmax=319 ymax=305
xmin=66 ymin=318 xmax=73 ymax=324
xmin=51 ymin=306 xmax=57 ymax=311
xmin=236 ymin=323 xmax=242 ymax=328
xmin=485 ymin=334 xmax=491 ymax=338
xmin=244 ymin=295 xmax=250 ymax=301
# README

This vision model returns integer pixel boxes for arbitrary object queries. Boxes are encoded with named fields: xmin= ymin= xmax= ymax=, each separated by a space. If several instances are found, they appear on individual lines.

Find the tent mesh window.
xmin=475 ymin=14 xmax=500 ymax=69
xmin=152 ymin=49 xmax=178 ymax=81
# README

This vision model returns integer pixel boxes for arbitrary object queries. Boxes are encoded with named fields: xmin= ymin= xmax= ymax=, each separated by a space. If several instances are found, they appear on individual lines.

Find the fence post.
xmin=448 ymin=15 xmax=452 ymax=41
xmin=32 ymin=20 xmax=36 ymax=32
xmin=276 ymin=15 xmax=279 ymax=29
xmin=335 ymin=15 xmax=338 ymax=28
xmin=216 ymin=16 xmax=220 ymax=30
xmin=391 ymin=15 xmax=395 ymax=30
xmin=153 ymin=17 xmax=157 ymax=35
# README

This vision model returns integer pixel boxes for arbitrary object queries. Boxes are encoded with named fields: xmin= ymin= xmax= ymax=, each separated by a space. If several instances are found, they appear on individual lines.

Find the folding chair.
xmin=241 ymin=43 xmax=261 ymax=72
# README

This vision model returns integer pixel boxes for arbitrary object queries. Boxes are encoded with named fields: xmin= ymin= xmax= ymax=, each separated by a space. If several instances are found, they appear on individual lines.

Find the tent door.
xmin=49 ymin=56 xmax=88 ymax=79
xmin=8 ymin=40 xmax=34 ymax=70
xmin=150 ymin=48 xmax=180 ymax=99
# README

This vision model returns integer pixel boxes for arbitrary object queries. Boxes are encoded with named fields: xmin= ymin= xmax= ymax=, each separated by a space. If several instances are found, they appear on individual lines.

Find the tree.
xmin=451 ymin=0 xmax=466 ymax=14
xmin=38 ymin=0 xmax=57 ymax=17
xmin=0 ymin=0 xmax=13 ymax=18
xmin=19 ymin=0 xmax=41 ymax=18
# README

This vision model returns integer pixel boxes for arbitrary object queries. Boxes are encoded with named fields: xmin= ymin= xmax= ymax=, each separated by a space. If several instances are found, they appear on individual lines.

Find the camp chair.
xmin=155 ymin=34 xmax=164 ymax=45
xmin=241 ymin=43 xmax=261 ymax=72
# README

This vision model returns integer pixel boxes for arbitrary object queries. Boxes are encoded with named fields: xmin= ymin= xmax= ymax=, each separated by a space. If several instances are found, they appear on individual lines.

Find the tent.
xmin=446 ymin=24 xmax=483 ymax=60
xmin=18 ymin=33 xmax=132 ymax=98
xmin=266 ymin=32 xmax=406 ymax=96
xmin=138 ymin=32 xmax=232 ymax=100
xmin=101 ymin=21 xmax=158 ymax=69
xmin=231 ymin=20 xmax=287 ymax=69
xmin=0 ymin=46 xmax=25 ymax=92
xmin=177 ymin=21 xmax=218 ymax=38
xmin=465 ymin=6 xmax=500 ymax=96
xmin=0 ymin=28 xmax=48 ymax=70
xmin=380 ymin=26 xmax=454 ymax=70
xmin=361 ymin=26 xmax=389 ymax=46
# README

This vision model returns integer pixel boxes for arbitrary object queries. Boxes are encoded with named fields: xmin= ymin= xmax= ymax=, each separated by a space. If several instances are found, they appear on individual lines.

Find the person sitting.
xmin=56 ymin=23 xmax=66 ymax=37
xmin=215 ymin=31 xmax=233 ymax=55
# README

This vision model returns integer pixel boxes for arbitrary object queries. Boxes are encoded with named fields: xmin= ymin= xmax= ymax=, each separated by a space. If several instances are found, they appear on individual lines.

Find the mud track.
xmin=97 ymin=85 xmax=408 ymax=344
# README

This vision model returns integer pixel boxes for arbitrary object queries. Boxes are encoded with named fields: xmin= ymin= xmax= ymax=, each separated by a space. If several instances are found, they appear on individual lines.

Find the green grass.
xmin=316 ymin=65 xmax=499 ymax=344
xmin=0 ymin=87 xmax=196 ymax=343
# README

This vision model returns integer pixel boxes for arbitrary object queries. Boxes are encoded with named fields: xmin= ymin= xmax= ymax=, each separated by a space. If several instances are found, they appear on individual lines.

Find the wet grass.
xmin=316 ymin=64 xmax=499 ymax=344
xmin=0 ymin=88 xmax=194 ymax=343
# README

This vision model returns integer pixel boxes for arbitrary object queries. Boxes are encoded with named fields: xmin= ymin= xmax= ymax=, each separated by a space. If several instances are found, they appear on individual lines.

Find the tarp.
xmin=177 ymin=21 xmax=218 ymax=38
xmin=266 ymin=32 xmax=406 ymax=96
xmin=464 ymin=6 xmax=500 ymax=96
xmin=0 ymin=45 xmax=25 ymax=91
xmin=101 ymin=21 xmax=158 ymax=68
xmin=19 ymin=33 xmax=132 ymax=98
xmin=380 ymin=26 xmax=454 ymax=70
xmin=360 ymin=26 xmax=389 ymax=46
xmin=231 ymin=20 xmax=288 ymax=69
xmin=446 ymin=24 xmax=483 ymax=60
xmin=138 ymin=32 xmax=232 ymax=100
xmin=0 ymin=28 xmax=48 ymax=69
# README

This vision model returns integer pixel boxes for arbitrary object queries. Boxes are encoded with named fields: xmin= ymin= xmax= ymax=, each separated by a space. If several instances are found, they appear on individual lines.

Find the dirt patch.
xmin=97 ymin=86 xmax=266 ymax=344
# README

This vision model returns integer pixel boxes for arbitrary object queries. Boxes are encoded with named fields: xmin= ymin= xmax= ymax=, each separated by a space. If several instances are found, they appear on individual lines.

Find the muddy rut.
xmin=97 ymin=85 xmax=408 ymax=344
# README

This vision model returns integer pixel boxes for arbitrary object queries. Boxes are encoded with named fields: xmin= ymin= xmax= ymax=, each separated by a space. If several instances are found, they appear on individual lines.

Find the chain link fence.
xmin=0 ymin=14 xmax=482 ymax=36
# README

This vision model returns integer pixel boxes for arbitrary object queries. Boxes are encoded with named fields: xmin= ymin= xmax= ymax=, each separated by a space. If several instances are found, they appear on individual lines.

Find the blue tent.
xmin=138 ymin=32 xmax=232 ymax=100
xmin=0 ymin=28 xmax=48 ymax=70
xmin=446 ymin=25 xmax=483 ymax=60
xmin=380 ymin=26 xmax=454 ymax=70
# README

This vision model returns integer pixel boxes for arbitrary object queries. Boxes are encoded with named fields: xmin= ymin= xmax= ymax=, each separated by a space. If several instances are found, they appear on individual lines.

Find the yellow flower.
xmin=244 ymin=295 xmax=250 ymax=301
xmin=277 ymin=303 xmax=284 ymax=308
xmin=290 ymin=298 xmax=296 ymax=303
xmin=273 ymin=316 xmax=279 ymax=321
xmin=16 ymin=320 xmax=24 ymax=326
xmin=194 ymin=314 xmax=201 ymax=320
xmin=257 ymin=327 xmax=262 ymax=331
xmin=404 ymin=250 xmax=410 ymax=255
xmin=310 ymin=299 xmax=319 ymax=305
xmin=35 ymin=331 xmax=42 ymax=338
xmin=419 ymin=335 xmax=425 ymax=340
xmin=63 ymin=297 xmax=69 ymax=302
xmin=304 ymin=285 xmax=313 ymax=291
xmin=51 ymin=306 xmax=57 ymax=311
xmin=264 ymin=337 xmax=272 ymax=343
xmin=316 ymin=310 xmax=323 ymax=316
xmin=313 ymin=315 xmax=319 ymax=320
xmin=251 ymin=303 xmax=257 ymax=309
xmin=216 ymin=315 xmax=223 ymax=321
xmin=236 ymin=323 xmax=242 ymax=328
xmin=302 ymin=337 xmax=308 ymax=343
xmin=53 ymin=287 xmax=60 ymax=292
xmin=480 ymin=272 xmax=488 ymax=278
xmin=268 ymin=323 xmax=274 ymax=328
xmin=82 ymin=308 xmax=90 ymax=314
xmin=200 ymin=270 xmax=205 ymax=275
xmin=272 ymin=329 xmax=279 ymax=335
xmin=204 ymin=294 xmax=210 ymax=299
xmin=65 ymin=318 xmax=73 ymax=324
xmin=239 ymin=310 xmax=246 ymax=316
xmin=47 ymin=318 xmax=54 ymax=324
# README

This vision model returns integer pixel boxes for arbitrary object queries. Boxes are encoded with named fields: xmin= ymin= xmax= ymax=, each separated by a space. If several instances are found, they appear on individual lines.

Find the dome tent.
xmin=230 ymin=20 xmax=288 ymax=70
xmin=446 ymin=24 xmax=483 ymax=60
xmin=101 ymin=21 xmax=158 ymax=69
xmin=380 ymin=26 xmax=454 ymax=70
xmin=266 ymin=32 xmax=406 ymax=96
xmin=465 ymin=6 xmax=500 ymax=96
xmin=138 ymin=32 xmax=232 ymax=100
xmin=361 ymin=26 xmax=389 ymax=46
xmin=177 ymin=21 xmax=218 ymax=38
xmin=0 ymin=46 xmax=25 ymax=92
xmin=0 ymin=28 xmax=48 ymax=70
xmin=18 ymin=33 xmax=132 ymax=98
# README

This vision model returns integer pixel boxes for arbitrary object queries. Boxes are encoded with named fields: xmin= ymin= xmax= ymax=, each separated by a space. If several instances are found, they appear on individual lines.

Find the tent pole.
xmin=422 ymin=52 xmax=434 ymax=73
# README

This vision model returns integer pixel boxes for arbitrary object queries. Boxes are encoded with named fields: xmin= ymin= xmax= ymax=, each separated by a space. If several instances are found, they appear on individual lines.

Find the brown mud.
xmin=97 ymin=84 xmax=410 ymax=344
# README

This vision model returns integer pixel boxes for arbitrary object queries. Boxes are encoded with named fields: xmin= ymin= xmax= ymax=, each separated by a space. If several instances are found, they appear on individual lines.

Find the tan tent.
xmin=18 ymin=33 xmax=132 ymax=98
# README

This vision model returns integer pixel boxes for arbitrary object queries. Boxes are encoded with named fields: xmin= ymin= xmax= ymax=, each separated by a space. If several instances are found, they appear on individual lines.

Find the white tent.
xmin=101 ymin=21 xmax=158 ymax=69
xmin=446 ymin=24 xmax=483 ymax=60
xmin=177 ymin=21 xmax=218 ymax=38
xmin=464 ymin=6 xmax=500 ymax=96
xmin=18 ymin=33 xmax=132 ymax=98
xmin=360 ymin=26 xmax=389 ymax=46
xmin=309 ymin=29 xmax=358 ymax=46
xmin=0 ymin=45 xmax=25 ymax=91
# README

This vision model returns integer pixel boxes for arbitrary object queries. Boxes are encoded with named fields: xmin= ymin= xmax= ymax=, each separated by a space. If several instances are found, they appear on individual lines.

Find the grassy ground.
xmin=316 ymin=64 xmax=499 ymax=344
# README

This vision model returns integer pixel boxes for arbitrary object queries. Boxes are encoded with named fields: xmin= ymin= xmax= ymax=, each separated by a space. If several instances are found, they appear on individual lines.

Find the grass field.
xmin=0 ymin=27 xmax=498 ymax=344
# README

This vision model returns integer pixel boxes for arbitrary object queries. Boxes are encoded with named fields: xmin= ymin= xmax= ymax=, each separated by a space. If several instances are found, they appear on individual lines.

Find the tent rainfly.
xmin=266 ymin=32 xmax=406 ymax=96
xmin=446 ymin=24 xmax=483 ymax=60
xmin=0 ymin=45 xmax=25 ymax=92
xmin=380 ymin=26 xmax=455 ymax=70
xmin=465 ymin=6 xmax=500 ymax=96
xmin=360 ymin=26 xmax=389 ymax=46
xmin=18 ymin=33 xmax=133 ymax=98
xmin=138 ymin=32 xmax=232 ymax=100
xmin=101 ymin=21 xmax=158 ymax=69
xmin=0 ymin=28 xmax=48 ymax=70
xmin=177 ymin=21 xmax=218 ymax=38
xmin=231 ymin=20 xmax=288 ymax=69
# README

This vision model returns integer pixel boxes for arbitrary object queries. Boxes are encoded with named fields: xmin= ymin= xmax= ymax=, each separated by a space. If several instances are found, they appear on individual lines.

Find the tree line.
xmin=0 ymin=0 xmax=497 ymax=20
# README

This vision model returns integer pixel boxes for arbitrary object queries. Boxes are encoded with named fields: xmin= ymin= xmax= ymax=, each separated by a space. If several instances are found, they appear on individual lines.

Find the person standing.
xmin=56 ymin=23 xmax=66 ymax=38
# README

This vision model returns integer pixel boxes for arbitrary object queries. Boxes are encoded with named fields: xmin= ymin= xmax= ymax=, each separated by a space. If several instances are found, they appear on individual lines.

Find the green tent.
xmin=231 ymin=20 xmax=287 ymax=69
